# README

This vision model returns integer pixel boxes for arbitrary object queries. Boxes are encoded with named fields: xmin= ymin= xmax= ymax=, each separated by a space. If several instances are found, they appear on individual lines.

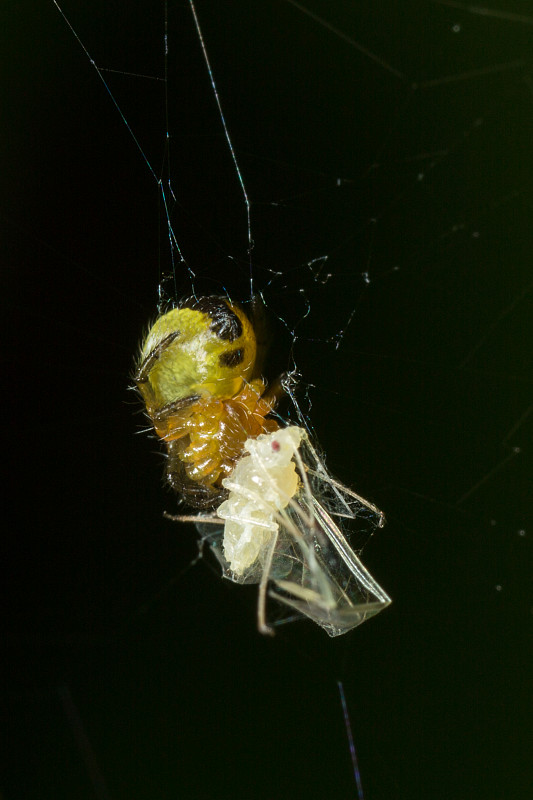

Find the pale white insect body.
xmin=208 ymin=425 xmax=391 ymax=636
xmin=218 ymin=426 xmax=304 ymax=575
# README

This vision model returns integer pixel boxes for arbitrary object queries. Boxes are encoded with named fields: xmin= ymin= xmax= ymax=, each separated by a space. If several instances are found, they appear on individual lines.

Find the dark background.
xmin=2 ymin=1 xmax=531 ymax=798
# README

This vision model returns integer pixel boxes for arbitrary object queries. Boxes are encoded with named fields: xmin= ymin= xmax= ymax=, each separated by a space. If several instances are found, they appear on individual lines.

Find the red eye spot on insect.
xmin=271 ymin=440 xmax=281 ymax=452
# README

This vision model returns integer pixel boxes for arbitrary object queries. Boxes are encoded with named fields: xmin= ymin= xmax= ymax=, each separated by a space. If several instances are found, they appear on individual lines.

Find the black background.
xmin=2 ymin=1 xmax=532 ymax=798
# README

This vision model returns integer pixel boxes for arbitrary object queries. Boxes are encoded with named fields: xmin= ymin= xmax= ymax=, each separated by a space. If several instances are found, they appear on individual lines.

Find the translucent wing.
xmin=202 ymin=427 xmax=391 ymax=636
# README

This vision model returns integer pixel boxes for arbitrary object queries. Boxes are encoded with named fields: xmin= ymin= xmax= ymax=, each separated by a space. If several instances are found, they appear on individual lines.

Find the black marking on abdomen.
xmin=219 ymin=348 xmax=244 ymax=368
xmin=181 ymin=296 xmax=243 ymax=342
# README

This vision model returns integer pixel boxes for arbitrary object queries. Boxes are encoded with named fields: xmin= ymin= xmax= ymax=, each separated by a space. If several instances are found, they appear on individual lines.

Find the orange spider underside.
xmin=149 ymin=378 xmax=279 ymax=492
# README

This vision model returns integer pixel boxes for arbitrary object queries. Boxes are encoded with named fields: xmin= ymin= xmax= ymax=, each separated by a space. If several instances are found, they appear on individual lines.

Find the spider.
xmin=135 ymin=295 xmax=281 ymax=509
xmin=136 ymin=295 xmax=391 ymax=636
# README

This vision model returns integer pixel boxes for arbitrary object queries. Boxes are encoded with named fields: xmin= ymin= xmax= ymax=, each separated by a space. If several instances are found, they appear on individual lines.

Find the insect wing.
xmin=270 ymin=493 xmax=391 ymax=637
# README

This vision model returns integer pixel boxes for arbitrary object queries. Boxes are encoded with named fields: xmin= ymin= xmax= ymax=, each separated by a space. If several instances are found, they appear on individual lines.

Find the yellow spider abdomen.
xmin=137 ymin=296 xmax=257 ymax=412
